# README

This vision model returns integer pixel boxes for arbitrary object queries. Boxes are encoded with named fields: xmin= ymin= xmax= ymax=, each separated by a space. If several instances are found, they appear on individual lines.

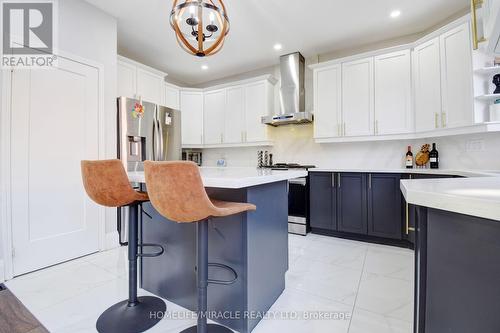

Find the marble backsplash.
xmin=201 ymin=124 xmax=500 ymax=171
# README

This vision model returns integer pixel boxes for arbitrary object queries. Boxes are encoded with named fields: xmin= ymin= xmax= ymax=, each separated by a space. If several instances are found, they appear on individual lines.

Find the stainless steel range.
xmin=264 ymin=163 xmax=316 ymax=235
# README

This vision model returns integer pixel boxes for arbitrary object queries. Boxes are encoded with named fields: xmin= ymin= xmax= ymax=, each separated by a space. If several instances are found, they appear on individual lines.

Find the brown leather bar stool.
xmin=81 ymin=159 xmax=166 ymax=333
xmin=144 ymin=161 xmax=256 ymax=333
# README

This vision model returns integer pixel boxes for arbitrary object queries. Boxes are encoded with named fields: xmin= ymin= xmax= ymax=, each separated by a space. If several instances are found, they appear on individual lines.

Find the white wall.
xmin=59 ymin=0 xmax=118 ymax=235
xmin=202 ymin=124 xmax=500 ymax=170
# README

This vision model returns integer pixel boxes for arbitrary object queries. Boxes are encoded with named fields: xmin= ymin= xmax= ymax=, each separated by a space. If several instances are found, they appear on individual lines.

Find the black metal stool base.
xmin=96 ymin=296 xmax=166 ymax=333
xmin=180 ymin=323 xmax=234 ymax=333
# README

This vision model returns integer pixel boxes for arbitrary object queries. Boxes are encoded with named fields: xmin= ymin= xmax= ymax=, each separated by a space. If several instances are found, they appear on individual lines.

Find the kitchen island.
xmin=128 ymin=167 xmax=307 ymax=333
xmin=401 ymin=177 xmax=500 ymax=333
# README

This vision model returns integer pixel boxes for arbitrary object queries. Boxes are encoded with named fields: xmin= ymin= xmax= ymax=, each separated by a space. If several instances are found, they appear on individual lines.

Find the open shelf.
xmin=475 ymin=93 xmax=500 ymax=102
xmin=474 ymin=66 xmax=500 ymax=75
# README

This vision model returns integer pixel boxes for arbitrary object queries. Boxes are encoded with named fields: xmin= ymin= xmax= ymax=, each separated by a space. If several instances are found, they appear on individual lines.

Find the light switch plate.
xmin=466 ymin=139 xmax=485 ymax=152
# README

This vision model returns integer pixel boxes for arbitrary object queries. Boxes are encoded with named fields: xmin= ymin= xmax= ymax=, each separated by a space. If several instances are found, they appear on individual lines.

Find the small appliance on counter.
xmin=182 ymin=149 xmax=202 ymax=166
xmin=263 ymin=163 xmax=316 ymax=236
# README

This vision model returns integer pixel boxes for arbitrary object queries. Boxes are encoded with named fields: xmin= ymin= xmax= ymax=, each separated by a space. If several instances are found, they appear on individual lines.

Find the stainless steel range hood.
xmin=262 ymin=52 xmax=313 ymax=126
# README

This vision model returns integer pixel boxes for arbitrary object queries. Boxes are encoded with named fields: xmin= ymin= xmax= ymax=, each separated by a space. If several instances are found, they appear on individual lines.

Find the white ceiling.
xmin=84 ymin=0 xmax=469 ymax=85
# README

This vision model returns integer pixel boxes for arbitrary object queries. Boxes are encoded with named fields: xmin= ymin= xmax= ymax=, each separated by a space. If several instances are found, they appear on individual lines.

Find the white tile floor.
xmin=5 ymin=233 xmax=414 ymax=333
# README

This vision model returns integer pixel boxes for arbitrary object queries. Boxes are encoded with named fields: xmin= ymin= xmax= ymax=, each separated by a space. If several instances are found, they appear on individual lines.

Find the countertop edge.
xmin=400 ymin=178 xmax=500 ymax=221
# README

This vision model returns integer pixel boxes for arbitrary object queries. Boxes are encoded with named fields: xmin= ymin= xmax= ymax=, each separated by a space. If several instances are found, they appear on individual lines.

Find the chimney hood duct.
xmin=262 ymin=52 xmax=313 ymax=126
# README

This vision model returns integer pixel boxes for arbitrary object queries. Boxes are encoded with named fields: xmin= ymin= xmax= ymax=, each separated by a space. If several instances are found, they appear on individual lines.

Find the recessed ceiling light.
xmin=390 ymin=10 xmax=401 ymax=18
xmin=273 ymin=43 xmax=283 ymax=51
xmin=201 ymin=65 xmax=209 ymax=70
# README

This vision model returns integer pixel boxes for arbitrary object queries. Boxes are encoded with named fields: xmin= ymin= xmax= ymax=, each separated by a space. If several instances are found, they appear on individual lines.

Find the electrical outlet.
xmin=466 ymin=139 xmax=485 ymax=152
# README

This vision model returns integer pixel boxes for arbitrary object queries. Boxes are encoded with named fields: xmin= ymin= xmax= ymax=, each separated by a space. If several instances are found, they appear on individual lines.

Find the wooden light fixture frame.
xmin=170 ymin=0 xmax=230 ymax=57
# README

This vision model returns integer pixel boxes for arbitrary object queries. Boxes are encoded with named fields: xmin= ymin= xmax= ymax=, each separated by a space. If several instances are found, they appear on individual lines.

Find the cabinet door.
xmin=374 ymin=50 xmax=412 ymax=135
xmin=414 ymin=37 xmax=442 ymax=132
xmin=165 ymin=84 xmax=180 ymax=109
xmin=310 ymin=173 xmax=337 ymax=231
xmin=337 ymin=173 xmax=368 ymax=234
xmin=245 ymin=82 xmax=269 ymax=142
xmin=342 ymin=58 xmax=374 ymax=137
xmin=314 ymin=65 xmax=342 ymax=138
xmin=117 ymin=61 xmax=137 ymax=98
xmin=367 ymin=173 xmax=402 ymax=239
xmin=203 ymin=89 xmax=226 ymax=145
xmin=180 ymin=91 xmax=203 ymax=145
xmin=440 ymin=22 xmax=474 ymax=129
xmin=136 ymin=68 xmax=164 ymax=104
xmin=225 ymin=86 xmax=245 ymax=144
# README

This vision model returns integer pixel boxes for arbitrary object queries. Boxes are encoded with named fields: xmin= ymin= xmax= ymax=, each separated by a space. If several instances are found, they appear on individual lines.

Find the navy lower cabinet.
xmin=337 ymin=173 xmax=368 ymax=234
xmin=414 ymin=207 xmax=500 ymax=333
xmin=367 ymin=173 xmax=402 ymax=240
xmin=309 ymin=172 xmax=337 ymax=231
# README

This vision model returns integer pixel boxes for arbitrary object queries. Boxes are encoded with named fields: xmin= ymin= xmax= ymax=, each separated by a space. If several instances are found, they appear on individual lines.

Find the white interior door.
xmin=10 ymin=57 xmax=101 ymax=276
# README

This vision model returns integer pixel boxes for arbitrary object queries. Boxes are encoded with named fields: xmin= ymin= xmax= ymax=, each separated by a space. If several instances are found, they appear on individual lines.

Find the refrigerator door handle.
xmin=157 ymin=117 xmax=165 ymax=161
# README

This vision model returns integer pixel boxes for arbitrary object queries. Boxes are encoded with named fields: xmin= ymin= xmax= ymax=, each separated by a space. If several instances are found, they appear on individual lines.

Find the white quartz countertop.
xmin=401 ymin=177 xmax=500 ymax=221
xmin=310 ymin=168 xmax=500 ymax=178
xmin=128 ymin=167 xmax=307 ymax=189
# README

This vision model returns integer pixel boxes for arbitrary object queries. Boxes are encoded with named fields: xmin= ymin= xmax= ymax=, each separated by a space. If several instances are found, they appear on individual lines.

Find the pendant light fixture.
xmin=170 ymin=0 xmax=230 ymax=57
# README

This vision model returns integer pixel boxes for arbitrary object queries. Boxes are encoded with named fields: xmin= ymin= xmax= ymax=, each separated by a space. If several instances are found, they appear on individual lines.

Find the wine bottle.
xmin=430 ymin=143 xmax=439 ymax=169
xmin=405 ymin=146 xmax=414 ymax=169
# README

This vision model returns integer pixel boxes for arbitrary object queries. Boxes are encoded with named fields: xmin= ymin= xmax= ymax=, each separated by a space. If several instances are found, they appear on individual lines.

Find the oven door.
xmin=288 ymin=177 xmax=309 ymax=235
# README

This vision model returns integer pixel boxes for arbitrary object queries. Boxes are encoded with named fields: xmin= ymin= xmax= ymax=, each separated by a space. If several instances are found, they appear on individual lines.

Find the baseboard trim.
xmin=104 ymin=231 xmax=120 ymax=250
xmin=0 ymin=259 xmax=5 ymax=283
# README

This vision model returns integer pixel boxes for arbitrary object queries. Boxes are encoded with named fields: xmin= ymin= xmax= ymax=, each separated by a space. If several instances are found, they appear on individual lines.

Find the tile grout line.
xmin=347 ymin=246 xmax=368 ymax=333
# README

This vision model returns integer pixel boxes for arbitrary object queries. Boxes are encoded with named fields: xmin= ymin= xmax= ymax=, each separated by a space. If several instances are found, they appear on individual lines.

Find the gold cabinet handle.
xmin=441 ymin=112 xmax=446 ymax=128
xmin=435 ymin=113 xmax=439 ymax=129
xmin=471 ymin=0 xmax=486 ymax=50
xmin=405 ymin=203 xmax=410 ymax=235
xmin=343 ymin=122 xmax=346 ymax=136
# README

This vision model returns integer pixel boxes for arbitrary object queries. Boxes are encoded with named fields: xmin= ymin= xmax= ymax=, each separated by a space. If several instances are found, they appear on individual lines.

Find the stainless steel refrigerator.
xmin=116 ymin=97 xmax=181 ymax=244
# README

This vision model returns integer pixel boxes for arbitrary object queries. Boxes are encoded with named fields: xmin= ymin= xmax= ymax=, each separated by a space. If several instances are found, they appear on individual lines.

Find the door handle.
xmin=441 ymin=112 xmax=446 ymax=128
xmin=368 ymin=174 xmax=372 ymax=189
xmin=471 ymin=0 xmax=486 ymax=50
xmin=157 ymin=119 xmax=165 ymax=160
xmin=337 ymin=173 xmax=341 ymax=188
xmin=434 ymin=113 xmax=439 ymax=129
xmin=331 ymin=173 xmax=335 ymax=187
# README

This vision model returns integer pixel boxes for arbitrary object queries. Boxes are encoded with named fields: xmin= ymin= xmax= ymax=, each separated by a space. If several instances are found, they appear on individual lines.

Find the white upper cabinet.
xmin=185 ymin=76 xmax=274 ymax=148
xmin=342 ymin=57 xmax=374 ymax=137
xmin=225 ymin=86 xmax=245 ymax=144
xmin=180 ymin=90 xmax=203 ymax=145
xmin=117 ymin=61 xmax=137 ymax=99
xmin=165 ymin=83 xmax=180 ymax=110
xmin=439 ymin=22 xmax=474 ymax=129
xmin=414 ymin=37 xmax=442 ymax=132
xmin=374 ymin=50 xmax=412 ymax=135
xmin=244 ymin=81 xmax=271 ymax=143
xmin=136 ymin=68 xmax=165 ymax=105
xmin=203 ymin=89 xmax=226 ymax=145
xmin=313 ymin=64 xmax=342 ymax=138
xmin=117 ymin=56 xmax=167 ymax=105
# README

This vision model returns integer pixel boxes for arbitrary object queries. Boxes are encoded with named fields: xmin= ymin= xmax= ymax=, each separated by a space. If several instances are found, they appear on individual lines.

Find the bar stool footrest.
xmin=137 ymin=243 xmax=165 ymax=258
xmin=207 ymin=263 xmax=238 ymax=285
